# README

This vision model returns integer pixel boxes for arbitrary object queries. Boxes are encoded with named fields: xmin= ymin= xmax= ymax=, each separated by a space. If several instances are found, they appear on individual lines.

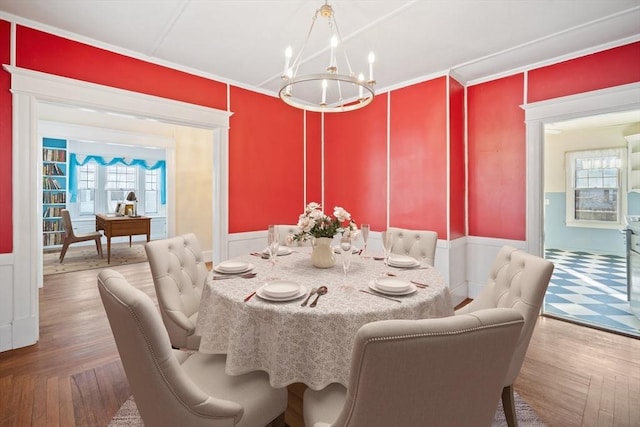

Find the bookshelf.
xmin=42 ymin=138 xmax=67 ymax=247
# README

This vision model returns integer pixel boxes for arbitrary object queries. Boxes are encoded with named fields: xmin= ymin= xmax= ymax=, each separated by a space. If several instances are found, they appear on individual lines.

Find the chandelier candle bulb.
xmin=321 ymin=79 xmax=327 ymax=105
xmin=329 ymin=35 xmax=338 ymax=71
xmin=283 ymin=46 xmax=292 ymax=76
xmin=368 ymin=51 xmax=375 ymax=83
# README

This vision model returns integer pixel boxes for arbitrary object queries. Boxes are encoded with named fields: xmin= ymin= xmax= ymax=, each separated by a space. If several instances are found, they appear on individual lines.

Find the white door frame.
xmin=1 ymin=65 xmax=231 ymax=351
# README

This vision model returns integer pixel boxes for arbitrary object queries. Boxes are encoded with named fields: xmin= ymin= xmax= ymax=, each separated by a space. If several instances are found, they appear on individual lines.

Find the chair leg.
xmin=502 ymin=384 xmax=518 ymax=427
xmin=95 ymin=237 xmax=103 ymax=257
xmin=59 ymin=242 xmax=70 ymax=263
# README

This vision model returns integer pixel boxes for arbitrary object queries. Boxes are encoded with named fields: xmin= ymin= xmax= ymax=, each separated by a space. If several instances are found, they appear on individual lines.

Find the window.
xmin=566 ymin=148 xmax=625 ymax=228
xmin=145 ymin=169 xmax=159 ymax=214
xmin=106 ymin=164 xmax=137 ymax=213
xmin=77 ymin=163 xmax=96 ymax=214
xmin=69 ymin=159 xmax=165 ymax=218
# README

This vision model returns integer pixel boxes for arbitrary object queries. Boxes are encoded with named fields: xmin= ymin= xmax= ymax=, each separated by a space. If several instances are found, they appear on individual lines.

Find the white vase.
xmin=310 ymin=237 xmax=336 ymax=268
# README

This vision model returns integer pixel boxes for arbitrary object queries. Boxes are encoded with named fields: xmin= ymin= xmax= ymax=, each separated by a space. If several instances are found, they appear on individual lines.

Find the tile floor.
xmin=544 ymin=249 xmax=640 ymax=338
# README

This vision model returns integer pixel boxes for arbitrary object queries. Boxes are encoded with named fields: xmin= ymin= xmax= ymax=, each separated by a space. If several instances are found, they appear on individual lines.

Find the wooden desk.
xmin=95 ymin=214 xmax=151 ymax=263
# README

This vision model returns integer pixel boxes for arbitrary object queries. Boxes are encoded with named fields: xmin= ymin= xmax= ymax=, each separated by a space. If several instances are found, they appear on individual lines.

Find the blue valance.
xmin=68 ymin=153 xmax=166 ymax=204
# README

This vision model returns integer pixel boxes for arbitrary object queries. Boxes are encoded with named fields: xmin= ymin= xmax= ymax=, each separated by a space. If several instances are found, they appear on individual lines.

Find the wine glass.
xmin=360 ymin=224 xmax=370 ymax=256
xmin=267 ymin=225 xmax=279 ymax=273
xmin=382 ymin=230 xmax=395 ymax=269
xmin=341 ymin=238 xmax=353 ymax=279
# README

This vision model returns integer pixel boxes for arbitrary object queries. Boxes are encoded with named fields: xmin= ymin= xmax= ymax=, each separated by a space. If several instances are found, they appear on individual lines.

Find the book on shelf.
xmin=43 ymin=163 xmax=64 ymax=176
xmin=43 ymin=177 xmax=62 ymax=190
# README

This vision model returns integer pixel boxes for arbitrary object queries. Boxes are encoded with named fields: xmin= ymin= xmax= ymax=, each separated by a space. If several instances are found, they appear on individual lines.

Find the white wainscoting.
xmin=0 ymin=253 xmax=15 ymax=352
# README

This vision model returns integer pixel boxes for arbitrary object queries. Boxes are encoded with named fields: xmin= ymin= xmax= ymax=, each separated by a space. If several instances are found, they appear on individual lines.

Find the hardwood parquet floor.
xmin=0 ymin=262 xmax=638 ymax=427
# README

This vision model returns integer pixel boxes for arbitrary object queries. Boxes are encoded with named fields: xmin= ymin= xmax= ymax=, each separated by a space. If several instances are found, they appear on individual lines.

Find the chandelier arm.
xmin=290 ymin=10 xmax=320 ymax=78
xmin=328 ymin=14 xmax=355 ymax=76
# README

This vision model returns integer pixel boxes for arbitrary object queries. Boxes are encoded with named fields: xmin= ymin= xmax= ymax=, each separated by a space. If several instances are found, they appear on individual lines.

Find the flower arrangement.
xmin=290 ymin=202 xmax=358 ymax=243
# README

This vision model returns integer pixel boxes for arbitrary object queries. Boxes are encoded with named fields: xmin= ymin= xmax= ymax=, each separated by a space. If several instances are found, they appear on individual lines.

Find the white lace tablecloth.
xmin=196 ymin=249 xmax=454 ymax=390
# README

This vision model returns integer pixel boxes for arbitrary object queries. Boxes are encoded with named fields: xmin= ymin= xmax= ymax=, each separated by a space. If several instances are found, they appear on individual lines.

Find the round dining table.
xmin=196 ymin=247 xmax=454 ymax=390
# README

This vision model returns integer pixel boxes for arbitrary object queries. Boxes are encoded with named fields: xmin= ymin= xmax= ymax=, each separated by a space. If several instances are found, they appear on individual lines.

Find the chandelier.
xmin=279 ymin=1 xmax=376 ymax=113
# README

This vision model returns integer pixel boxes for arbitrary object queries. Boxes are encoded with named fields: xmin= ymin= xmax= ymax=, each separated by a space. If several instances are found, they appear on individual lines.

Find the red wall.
xmin=324 ymin=94 xmax=388 ymax=232
xmin=528 ymin=42 xmax=640 ymax=103
xmin=228 ymin=86 xmax=305 ymax=232
xmin=305 ymin=111 xmax=323 ymax=206
xmin=0 ymin=20 xmax=11 ymax=252
xmin=2 ymin=20 xmax=639 ymax=253
xmin=389 ymin=78 xmax=448 ymax=236
xmin=449 ymin=77 xmax=466 ymax=240
xmin=468 ymin=74 xmax=526 ymax=240
xmin=16 ymin=26 xmax=228 ymax=110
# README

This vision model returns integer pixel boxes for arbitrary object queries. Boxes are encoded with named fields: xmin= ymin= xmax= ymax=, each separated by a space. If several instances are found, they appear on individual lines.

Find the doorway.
xmin=5 ymin=65 xmax=231 ymax=351
xmin=541 ymin=110 xmax=640 ymax=337
xmin=523 ymin=82 xmax=640 ymax=338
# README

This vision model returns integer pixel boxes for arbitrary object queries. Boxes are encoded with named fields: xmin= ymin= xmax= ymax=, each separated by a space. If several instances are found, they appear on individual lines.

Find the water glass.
xmin=360 ymin=223 xmax=370 ymax=256
xmin=341 ymin=239 xmax=353 ymax=280
xmin=382 ymin=231 xmax=395 ymax=268
xmin=267 ymin=225 xmax=279 ymax=271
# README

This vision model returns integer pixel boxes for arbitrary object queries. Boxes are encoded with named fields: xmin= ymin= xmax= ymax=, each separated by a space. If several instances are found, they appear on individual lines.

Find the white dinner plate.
xmin=214 ymin=261 xmax=254 ymax=274
xmin=368 ymin=281 xmax=417 ymax=296
xmin=262 ymin=280 xmax=300 ymax=298
xmin=256 ymin=284 xmax=307 ymax=301
xmin=374 ymin=276 xmax=411 ymax=292
xmin=262 ymin=246 xmax=293 ymax=256
xmin=333 ymin=246 xmax=361 ymax=254
xmin=388 ymin=254 xmax=420 ymax=268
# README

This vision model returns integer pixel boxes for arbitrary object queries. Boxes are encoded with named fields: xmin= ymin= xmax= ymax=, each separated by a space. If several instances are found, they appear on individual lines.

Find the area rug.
xmin=109 ymin=392 xmax=545 ymax=426
xmin=43 ymin=242 xmax=148 ymax=275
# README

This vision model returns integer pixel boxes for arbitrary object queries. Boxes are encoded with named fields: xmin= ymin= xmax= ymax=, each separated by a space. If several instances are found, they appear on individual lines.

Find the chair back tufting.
xmin=145 ymin=233 xmax=208 ymax=349
xmin=387 ymin=226 xmax=438 ymax=266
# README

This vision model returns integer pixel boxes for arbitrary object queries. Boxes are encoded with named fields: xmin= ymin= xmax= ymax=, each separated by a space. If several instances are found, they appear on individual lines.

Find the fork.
xmin=212 ymin=272 xmax=257 ymax=280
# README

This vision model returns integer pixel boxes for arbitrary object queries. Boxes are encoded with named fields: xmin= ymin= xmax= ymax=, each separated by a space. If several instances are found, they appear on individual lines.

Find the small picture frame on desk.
xmin=116 ymin=203 xmax=126 ymax=216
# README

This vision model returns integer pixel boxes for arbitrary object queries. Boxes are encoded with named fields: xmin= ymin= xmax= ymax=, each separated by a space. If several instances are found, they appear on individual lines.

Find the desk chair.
xmin=59 ymin=209 xmax=103 ymax=262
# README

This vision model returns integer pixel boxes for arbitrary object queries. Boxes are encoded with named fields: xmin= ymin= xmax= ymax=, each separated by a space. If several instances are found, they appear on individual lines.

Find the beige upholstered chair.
xmin=97 ymin=269 xmax=287 ymax=427
xmin=145 ymin=233 xmax=208 ymax=350
xmin=59 ymin=209 xmax=103 ymax=262
xmin=303 ymin=308 xmax=524 ymax=427
xmin=456 ymin=245 xmax=554 ymax=427
xmin=384 ymin=226 xmax=438 ymax=266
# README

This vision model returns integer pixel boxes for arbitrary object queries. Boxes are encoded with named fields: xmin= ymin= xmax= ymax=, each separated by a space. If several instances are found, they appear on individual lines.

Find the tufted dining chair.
xmin=58 ymin=209 xmax=103 ymax=262
xmin=97 ymin=269 xmax=287 ymax=427
xmin=455 ymin=245 xmax=554 ymax=427
xmin=385 ymin=227 xmax=438 ymax=266
xmin=145 ymin=233 xmax=209 ymax=350
xmin=303 ymin=307 xmax=525 ymax=427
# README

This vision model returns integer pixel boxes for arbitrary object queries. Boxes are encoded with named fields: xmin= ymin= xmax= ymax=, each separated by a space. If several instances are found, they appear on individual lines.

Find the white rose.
xmin=306 ymin=202 xmax=321 ymax=213
xmin=333 ymin=206 xmax=351 ymax=222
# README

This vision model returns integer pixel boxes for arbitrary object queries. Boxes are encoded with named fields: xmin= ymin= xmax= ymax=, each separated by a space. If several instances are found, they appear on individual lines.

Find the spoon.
xmin=301 ymin=287 xmax=318 ymax=307
xmin=309 ymin=286 xmax=328 ymax=308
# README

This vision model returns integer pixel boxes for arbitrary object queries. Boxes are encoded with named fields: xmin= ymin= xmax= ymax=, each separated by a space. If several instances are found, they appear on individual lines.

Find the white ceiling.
xmin=0 ymin=0 xmax=639 ymax=99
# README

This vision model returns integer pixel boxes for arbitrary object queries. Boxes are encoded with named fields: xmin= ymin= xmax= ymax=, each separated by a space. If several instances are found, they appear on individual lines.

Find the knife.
xmin=359 ymin=289 xmax=402 ymax=303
